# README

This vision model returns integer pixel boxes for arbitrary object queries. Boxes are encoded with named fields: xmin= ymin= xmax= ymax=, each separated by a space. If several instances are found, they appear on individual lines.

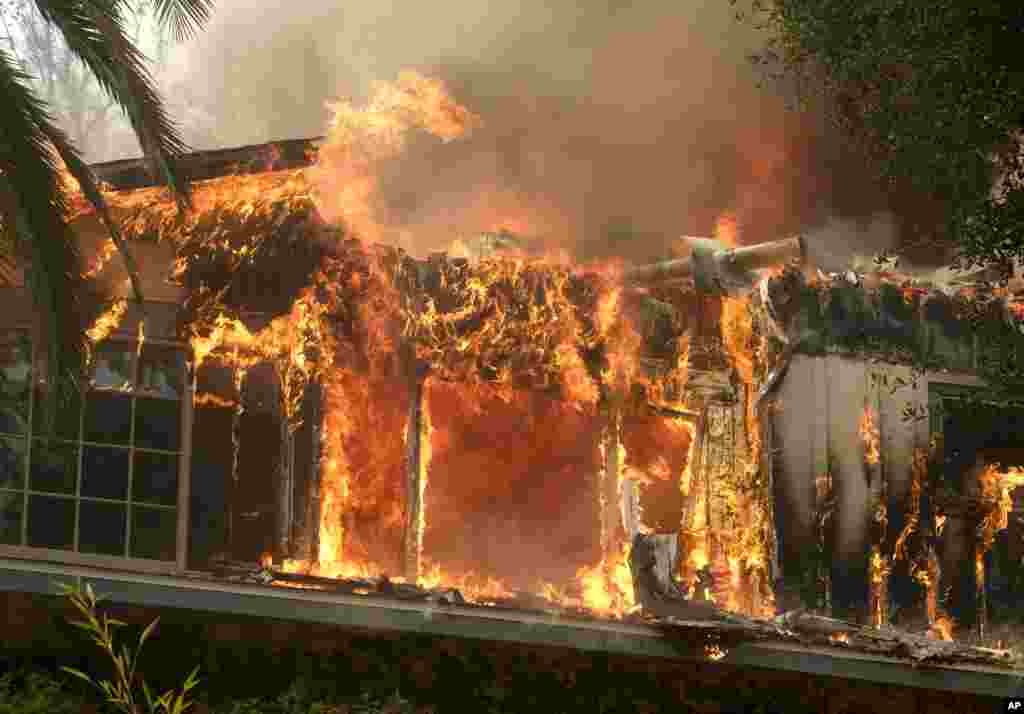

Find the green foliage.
xmin=0 ymin=669 xmax=88 ymax=714
xmin=57 ymin=580 xmax=201 ymax=714
xmin=222 ymin=686 xmax=418 ymax=714
xmin=0 ymin=0 xmax=211 ymax=429
xmin=735 ymin=0 xmax=1024 ymax=272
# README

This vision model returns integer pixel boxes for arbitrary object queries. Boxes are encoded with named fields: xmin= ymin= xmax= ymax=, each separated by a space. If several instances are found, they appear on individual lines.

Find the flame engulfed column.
xmin=402 ymin=365 xmax=432 ymax=583
xmin=860 ymin=400 xmax=888 ymax=627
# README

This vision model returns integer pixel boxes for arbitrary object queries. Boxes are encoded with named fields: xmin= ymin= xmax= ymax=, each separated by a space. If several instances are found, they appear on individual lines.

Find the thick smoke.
xmin=161 ymin=0 xmax=919 ymax=264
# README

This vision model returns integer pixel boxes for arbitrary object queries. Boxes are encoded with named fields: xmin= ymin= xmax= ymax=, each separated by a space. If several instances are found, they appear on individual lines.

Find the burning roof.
xmin=35 ymin=73 xmax=1024 ymax=679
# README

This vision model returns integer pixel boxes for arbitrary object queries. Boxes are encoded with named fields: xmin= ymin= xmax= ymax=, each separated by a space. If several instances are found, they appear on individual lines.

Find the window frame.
xmin=0 ymin=316 xmax=193 ymax=576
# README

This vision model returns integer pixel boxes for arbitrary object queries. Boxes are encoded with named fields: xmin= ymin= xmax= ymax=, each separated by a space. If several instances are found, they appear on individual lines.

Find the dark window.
xmin=0 ymin=327 xmax=183 ymax=562
xmin=26 ymin=495 xmax=74 ymax=550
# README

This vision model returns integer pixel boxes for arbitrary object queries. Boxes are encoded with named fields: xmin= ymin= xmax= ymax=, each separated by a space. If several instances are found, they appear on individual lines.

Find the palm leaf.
xmin=0 ymin=47 xmax=86 ymax=431
xmin=10 ymin=56 xmax=146 ymax=308
xmin=33 ymin=0 xmax=194 ymax=210
xmin=151 ymin=0 xmax=214 ymax=43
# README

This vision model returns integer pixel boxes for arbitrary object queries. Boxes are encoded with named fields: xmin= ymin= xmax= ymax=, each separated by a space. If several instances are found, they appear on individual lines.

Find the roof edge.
xmin=90 ymin=137 xmax=324 ymax=192
xmin=2 ymin=558 xmax=1022 ymax=699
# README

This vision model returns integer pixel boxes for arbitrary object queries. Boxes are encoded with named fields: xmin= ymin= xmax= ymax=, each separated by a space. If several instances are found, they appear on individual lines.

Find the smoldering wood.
xmin=630 ymin=532 xmax=729 ymax=621
xmin=770 ymin=609 xmax=1015 ymax=667
xmin=935 ymin=492 xmax=985 ymax=630
xmin=209 ymin=558 xmax=465 ymax=603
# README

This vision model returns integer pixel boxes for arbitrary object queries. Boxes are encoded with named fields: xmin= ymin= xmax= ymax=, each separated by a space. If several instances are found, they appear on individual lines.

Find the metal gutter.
xmin=2 ymin=558 xmax=1022 ymax=699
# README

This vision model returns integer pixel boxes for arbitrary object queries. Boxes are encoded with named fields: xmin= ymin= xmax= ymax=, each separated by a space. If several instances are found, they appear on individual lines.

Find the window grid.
xmin=0 ymin=333 xmax=184 ymax=561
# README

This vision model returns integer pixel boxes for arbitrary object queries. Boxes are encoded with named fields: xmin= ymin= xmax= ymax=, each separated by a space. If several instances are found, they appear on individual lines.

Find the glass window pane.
xmin=32 ymin=386 xmax=81 ymax=440
xmin=134 ymin=398 xmax=180 ymax=452
xmin=26 ymin=495 xmax=74 ymax=550
xmin=131 ymin=506 xmax=176 ymax=561
xmin=91 ymin=344 xmax=134 ymax=390
xmin=0 ymin=490 xmax=23 ymax=545
xmin=138 ymin=346 xmax=183 ymax=399
xmin=0 ymin=436 xmax=26 ymax=490
xmin=84 ymin=392 xmax=132 ymax=445
xmin=132 ymin=451 xmax=178 ymax=506
xmin=81 ymin=446 xmax=129 ymax=501
xmin=29 ymin=440 xmax=77 ymax=494
xmin=79 ymin=501 xmax=126 ymax=556
xmin=0 ymin=331 xmax=31 ymax=435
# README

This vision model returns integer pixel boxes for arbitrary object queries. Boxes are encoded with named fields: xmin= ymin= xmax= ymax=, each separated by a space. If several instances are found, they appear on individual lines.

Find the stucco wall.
xmin=771 ymin=354 xmax=967 ymax=618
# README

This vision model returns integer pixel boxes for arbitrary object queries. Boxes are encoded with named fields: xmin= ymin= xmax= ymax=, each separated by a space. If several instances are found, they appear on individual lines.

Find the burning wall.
xmin=765 ymin=266 xmax=1024 ymax=638
xmin=41 ymin=71 xmax=818 ymax=626
xmin=60 ymin=164 xmax=782 ymax=621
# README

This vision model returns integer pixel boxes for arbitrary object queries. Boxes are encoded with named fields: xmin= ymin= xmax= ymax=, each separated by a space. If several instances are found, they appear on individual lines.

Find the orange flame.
xmin=85 ymin=299 xmax=128 ymax=347
xmin=859 ymin=407 xmax=881 ymax=466
xmin=313 ymin=71 xmax=481 ymax=248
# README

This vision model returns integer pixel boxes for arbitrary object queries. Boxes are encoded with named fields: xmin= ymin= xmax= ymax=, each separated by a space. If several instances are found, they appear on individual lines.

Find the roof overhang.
xmin=2 ymin=558 xmax=1021 ymax=699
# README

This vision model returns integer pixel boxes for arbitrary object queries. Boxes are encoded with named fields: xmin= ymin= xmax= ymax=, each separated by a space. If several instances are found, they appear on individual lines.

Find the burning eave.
xmin=761 ymin=265 xmax=1024 ymax=377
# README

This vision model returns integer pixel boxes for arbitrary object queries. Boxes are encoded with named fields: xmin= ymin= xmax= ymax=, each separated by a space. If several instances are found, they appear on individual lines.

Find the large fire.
xmin=69 ymin=70 xmax=785 ymax=622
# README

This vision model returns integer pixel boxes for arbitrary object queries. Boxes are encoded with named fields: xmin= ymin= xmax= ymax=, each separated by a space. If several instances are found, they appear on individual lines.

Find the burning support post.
xmin=402 ymin=360 xmax=430 ymax=583
xmin=932 ymin=455 xmax=992 ymax=638
xmin=276 ymin=377 xmax=296 ymax=562
xmin=291 ymin=378 xmax=324 ymax=564
xmin=814 ymin=469 xmax=835 ymax=615
xmin=600 ymin=409 xmax=626 ymax=564
xmin=679 ymin=401 xmax=708 ymax=587
xmin=226 ymin=361 xmax=248 ymax=557
xmin=862 ymin=397 xmax=888 ymax=627
xmin=704 ymin=400 xmax=737 ymax=608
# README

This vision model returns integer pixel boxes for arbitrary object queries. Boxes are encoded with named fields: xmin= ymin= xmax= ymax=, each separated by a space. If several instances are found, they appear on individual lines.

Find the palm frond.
xmin=0 ymin=47 xmax=86 ymax=429
xmin=150 ymin=0 xmax=213 ymax=43
xmin=41 ymin=112 xmax=146 ymax=307
xmin=33 ymin=0 xmax=194 ymax=210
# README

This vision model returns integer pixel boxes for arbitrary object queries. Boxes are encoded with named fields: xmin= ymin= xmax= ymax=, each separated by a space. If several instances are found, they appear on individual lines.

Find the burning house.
xmin=2 ymin=74 xmax=1024 ymax=705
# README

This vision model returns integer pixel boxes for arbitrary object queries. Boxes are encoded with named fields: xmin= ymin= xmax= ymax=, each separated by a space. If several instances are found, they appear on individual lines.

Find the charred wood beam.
xmin=622 ymin=236 xmax=805 ymax=290
xmin=276 ymin=381 xmax=296 ymax=562
xmin=621 ymin=476 xmax=642 ymax=544
xmin=772 ymin=609 xmax=1015 ymax=667
xmin=292 ymin=378 xmax=323 ymax=563
xmin=226 ymin=363 xmax=247 ymax=557
xmin=760 ymin=398 xmax=780 ymax=591
xmin=629 ymin=532 xmax=730 ymax=621
xmin=866 ymin=396 xmax=888 ymax=627
xmin=935 ymin=491 xmax=986 ymax=634
xmin=599 ymin=409 xmax=625 ymax=561
xmin=679 ymin=403 xmax=707 ymax=539
xmin=402 ymin=360 xmax=430 ymax=582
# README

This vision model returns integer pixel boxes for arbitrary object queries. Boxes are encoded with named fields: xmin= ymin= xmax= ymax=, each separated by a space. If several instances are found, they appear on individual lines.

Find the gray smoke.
xmin=154 ymin=0 xmax=919 ymax=263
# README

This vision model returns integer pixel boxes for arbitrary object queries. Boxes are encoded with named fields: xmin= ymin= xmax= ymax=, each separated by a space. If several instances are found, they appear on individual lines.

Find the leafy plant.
xmin=57 ymin=580 xmax=200 ymax=714
xmin=0 ymin=669 xmax=86 ymax=714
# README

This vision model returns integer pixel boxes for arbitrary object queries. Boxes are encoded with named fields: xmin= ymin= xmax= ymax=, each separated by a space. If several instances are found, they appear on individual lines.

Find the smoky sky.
xmin=160 ymin=0 xmax=933 ymax=266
